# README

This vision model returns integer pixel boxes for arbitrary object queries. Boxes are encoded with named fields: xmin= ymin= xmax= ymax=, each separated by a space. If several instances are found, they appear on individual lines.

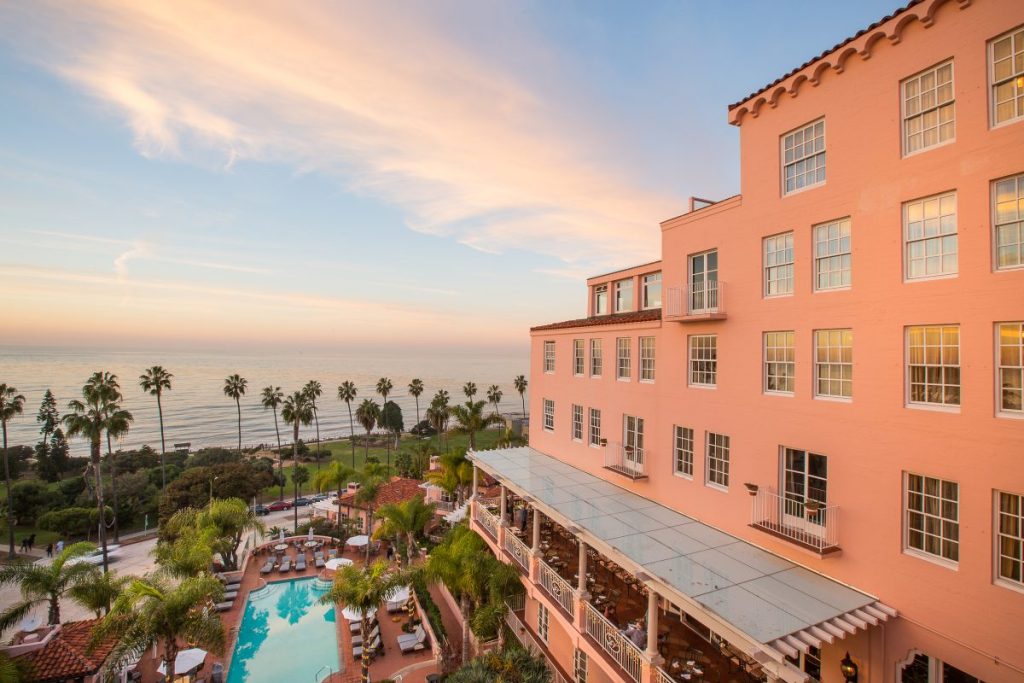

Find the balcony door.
xmin=622 ymin=415 xmax=645 ymax=474
xmin=689 ymin=250 xmax=718 ymax=313
xmin=782 ymin=448 xmax=827 ymax=537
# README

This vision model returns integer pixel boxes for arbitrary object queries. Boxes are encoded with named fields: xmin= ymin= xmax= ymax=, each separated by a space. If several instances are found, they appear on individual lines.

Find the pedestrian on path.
xmin=55 ymin=539 xmax=64 ymax=554
xmin=46 ymin=543 xmax=53 ymax=559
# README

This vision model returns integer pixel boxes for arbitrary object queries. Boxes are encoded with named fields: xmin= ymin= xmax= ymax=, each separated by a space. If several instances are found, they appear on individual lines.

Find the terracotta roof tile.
xmin=338 ymin=476 xmax=424 ymax=510
xmin=530 ymin=308 xmax=661 ymax=332
xmin=21 ymin=619 xmax=118 ymax=683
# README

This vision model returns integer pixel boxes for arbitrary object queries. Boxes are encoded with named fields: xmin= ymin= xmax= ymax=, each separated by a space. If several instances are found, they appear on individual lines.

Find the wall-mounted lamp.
xmin=743 ymin=483 xmax=759 ymax=496
xmin=599 ymin=438 xmax=608 ymax=447
xmin=840 ymin=652 xmax=858 ymax=683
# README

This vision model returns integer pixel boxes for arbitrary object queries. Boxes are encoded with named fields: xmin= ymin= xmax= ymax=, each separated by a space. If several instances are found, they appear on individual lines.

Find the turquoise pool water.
xmin=227 ymin=578 xmax=340 ymax=683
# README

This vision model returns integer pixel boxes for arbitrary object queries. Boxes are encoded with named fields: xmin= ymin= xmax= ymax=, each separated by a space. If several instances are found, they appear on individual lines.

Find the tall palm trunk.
xmin=364 ymin=428 xmax=371 ymax=460
xmin=360 ymin=614 xmax=372 ymax=683
xmin=520 ymin=393 xmax=526 ymax=417
xmin=156 ymin=390 xmax=167 ymax=491
xmin=365 ymin=509 xmax=373 ymax=564
xmin=292 ymin=423 xmax=300 ymax=533
xmin=162 ymin=639 xmax=179 ymax=683
xmin=312 ymin=404 xmax=321 ymax=471
xmin=235 ymin=398 xmax=242 ymax=452
xmin=414 ymin=397 xmax=420 ymax=425
xmin=347 ymin=403 xmax=356 ymax=468
xmin=106 ymin=431 xmax=119 ymax=543
xmin=92 ymin=436 xmax=109 ymax=573
xmin=459 ymin=595 xmax=471 ymax=665
xmin=3 ymin=420 xmax=14 ymax=559
xmin=48 ymin=594 xmax=60 ymax=625
xmin=273 ymin=411 xmax=284 ymax=501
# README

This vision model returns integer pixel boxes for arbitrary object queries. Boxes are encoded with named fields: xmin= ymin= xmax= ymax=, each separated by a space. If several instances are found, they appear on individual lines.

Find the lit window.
xmin=907 ymin=325 xmax=960 ymax=407
xmin=904 ymin=192 xmax=958 ymax=280
xmin=813 ymin=218 xmax=851 ymax=290
xmin=537 ymin=603 xmax=549 ymax=642
xmin=990 ymin=26 xmax=1024 ymax=126
xmin=594 ymin=284 xmax=608 ymax=315
xmin=905 ymin=473 xmax=959 ymax=563
xmin=997 ymin=491 xmax=1024 ymax=587
xmin=814 ymin=329 xmax=853 ymax=399
xmin=642 ymin=272 xmax=662 ymax=309
xmin=673 ymin=426 xmax=694 ymax=477
xmin=902 ymin=61 xmax=955 ymax=155
xmin=614 ymin=278 xmax=634 ymax=313
xmin=571 ymin=404 xmax=583 ymax=441
xmin=764 ymin=331 xmax=795 ymax=395
xmin=706 ymin=432 xmax=730 ymax=489
xmin=764 ymin=232 xmax=794 ymax=296
xmin=590 ymin=339 xmax=603 ymax=377
xmin=616 ymin=337 xmax=631 ymax=380
xmin=543 ymin=341 xmax=555 ymax=373
xmin=689 ymin=335 xmax=717 ymax=387
xmin=994 ymin=174 xmax=1024 ymax=270
xmin=574 ymin=648 xmax=589 ymax=683
xmin=639 ymin=336 xmax=655 ymax=382
xmin=782 ymin=119 xmax=825 ymax=194
xmin=573 ymin=339 xmax=585 ymax=376
xmin=998 ymin=322 xmax=1024 ymax=414
xmin=543 ymin=399 xmax=554 ymax=432
xmin=589 ymin=408 xmax=602 ymax=446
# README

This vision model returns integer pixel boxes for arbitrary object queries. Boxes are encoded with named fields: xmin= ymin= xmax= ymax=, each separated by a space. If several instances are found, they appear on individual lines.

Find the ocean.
xmin=0 ymin=346 xmax=528 ymax=456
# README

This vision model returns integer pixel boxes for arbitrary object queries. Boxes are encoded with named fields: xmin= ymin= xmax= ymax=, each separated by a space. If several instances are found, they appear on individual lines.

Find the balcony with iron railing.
xmin=473 ymin=498 xmax=501 ymax=541
xmin=505 ymin=596 xmax=572 ymax=683
xmin=537 ymin=558 xmax=576 ymax=618
xmin=582 ymin=600 xmax=645 ymax=683
xmin=748 ymin=486 xmax=840 ymax=555
xmin=603 ymin=442 xmax=648 ymax=480
xmin=664 ymin=281 xmax=726 ymax=322
xmin=503 ymin=528 xmax=532 ymax=573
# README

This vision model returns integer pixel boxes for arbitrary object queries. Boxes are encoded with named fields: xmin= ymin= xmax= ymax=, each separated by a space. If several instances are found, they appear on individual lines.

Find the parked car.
xmin=254 ymin=505 xmax=270 ymax=516
xmin=310 ymin=493 xmax=329 ymax=502
xmin=65 ymin=544 xmax=123 ymax=567
xmin=293 ymin=497 xmax=313 ymax=507
xmin=266 ymin=500 xmax=293 ymax=512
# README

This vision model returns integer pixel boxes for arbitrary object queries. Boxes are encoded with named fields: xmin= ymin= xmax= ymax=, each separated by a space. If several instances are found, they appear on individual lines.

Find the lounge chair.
xmin=214 ymin=601 xmax=233 ymax=612
xmin=279 ymin=558 xmax=291 ymax=573
xmin=223 ymin=591 xmax=238 ymax=601
xmin=314 ymin=557 xmax=325 ymax=569
xmin=295 ymin=555 xmax=306 ymax=571
xmin=351 ymin=625 xmax=379 ymax=646
xmin=397 ymin=625 xmax=427 ymax=654
xmin=386 ymin=599 xmax=406 ymax=613
xmin=259 ymin=560 xmax=274 ymax=575
xmin=352 ymin=635 xmax=381 ymax=659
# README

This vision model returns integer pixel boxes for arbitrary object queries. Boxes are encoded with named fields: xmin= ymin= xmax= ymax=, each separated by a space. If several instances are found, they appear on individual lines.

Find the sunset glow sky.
xmin=1 ymin=1 xmax=895 ymax=351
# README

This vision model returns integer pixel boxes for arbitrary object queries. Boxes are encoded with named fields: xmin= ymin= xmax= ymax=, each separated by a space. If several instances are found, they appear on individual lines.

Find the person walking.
xmin=27 ymin=534 xmax=35 ymax=552
xmin=45 ymin=542 xmax=53 ymax=558
xmin=55 ymin=538 xmax=64 ymax=554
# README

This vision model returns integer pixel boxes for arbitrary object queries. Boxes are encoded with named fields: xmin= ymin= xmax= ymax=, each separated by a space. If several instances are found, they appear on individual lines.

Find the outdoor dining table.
xmin=274 ymin=543 xmax=288 ymax=552
xmin=304 ymin=540 xmax=319 ymax=548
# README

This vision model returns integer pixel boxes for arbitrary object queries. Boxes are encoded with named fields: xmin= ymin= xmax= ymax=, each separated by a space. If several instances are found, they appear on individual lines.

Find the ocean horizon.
xmin=0 ymin=345 xmax=528 ymax=456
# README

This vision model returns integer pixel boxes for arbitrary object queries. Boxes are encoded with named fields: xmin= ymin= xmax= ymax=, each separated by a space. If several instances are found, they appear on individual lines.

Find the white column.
xmin=499 ymin=485 xmax=508 ymax=526
xmin=577 ymin=540 xmax=589 ymax=596
xmin=471 ymin=466 xmax=478 ymax=501
xmin=646 ymin=588 xmax=661 ymax=664
xmin=532 ymin=508 xmax=541 ymax=553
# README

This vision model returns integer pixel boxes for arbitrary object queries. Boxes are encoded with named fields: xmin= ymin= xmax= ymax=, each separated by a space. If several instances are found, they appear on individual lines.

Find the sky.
xmin=0 ymin=0 xmax=898 ymax=353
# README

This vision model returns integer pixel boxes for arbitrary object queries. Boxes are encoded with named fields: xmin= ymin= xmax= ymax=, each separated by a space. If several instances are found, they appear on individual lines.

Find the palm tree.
xmin=303 ymin=380 xmax=324 ymax=471
xmin=353 ymin=470 xmax=386 ymax=564
xmin=0 ymin=542 xmax=97 ymax=629
xmin=428 ymin=390 xmax=451 ymax=451
xmin=408 ymin=379 xmax=424 ymax=425
xmin=312 ymin=461 xmax=356 ymax=528
xmin=319 ymin=561 xmax=415 ymax=683
xmin=373 ymin=497 xmax=436 ymax=565
xmin=281 ymin=391 xmax=313 ymax=533
xmin=450 ymin=400 xmax=503 ymax=451
xmin=486 ymin=385 xmax=503 ymax=419
xmin=375 ymin=378 xmax=393 ymax=464
xmin=87 ymin=372 xmax=133 ymax=544
xmin=92 ymin=575 xmax=226 ymax=681
xmin=0 ymin=384 xmax=26 ymax=559
xmin=69 ymin=570 xmax=129 ymax=618
xmin=513 ymin=375 xmax=528 ymax=416
xmin=463 ymin=382 xmax=477 ymax=401
xmin=261 ymin=385 xmax=285 ymax=500
xmin=425 ymin=526 xmax=493 ymax=664
xmin=354 ymin=399 xmax=380 ymax=461
xmin=337 ymin=381 xmax=358 ymax=468
xmin=139 ymin=366 xmax=173 ymax=490
xmin=447 ymin=646 xmax=552 ymax=683
xmin=222 ymin=374 xmax=248 ymax=452
xmin=427 ymin=451 xmax=473 ymax=505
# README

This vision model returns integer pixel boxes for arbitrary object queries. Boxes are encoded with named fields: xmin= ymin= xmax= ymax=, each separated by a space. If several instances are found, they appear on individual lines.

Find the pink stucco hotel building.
xmin=468 ymin=2 xmax=1024 ymax=683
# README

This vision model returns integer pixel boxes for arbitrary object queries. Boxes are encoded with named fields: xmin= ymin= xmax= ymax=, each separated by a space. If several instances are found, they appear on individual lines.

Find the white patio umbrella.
xmin=346 ymin=535 xmax=369 ymax=548
xmin=157 ymin=648 xmax=207 ymax=676
xmin=445 ymin=504 xmax=468 ymax=524
xmin=325 ymin=557 xmax=353 ymax=571
xmin=342 ymin=605 xmax=376 ymax=621
xmin=278 ymin=528 xmax=285 ymax=542
xmin=387 ymin=585 xmax=411 ymax=604
xmin=307 ymin=528 xmax=314 ymax=541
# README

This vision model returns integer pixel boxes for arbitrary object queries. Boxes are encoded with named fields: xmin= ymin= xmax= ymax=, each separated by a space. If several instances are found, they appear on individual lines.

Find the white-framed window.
xmin=588 ymin=408 xmax=602 ymax=447
xmin=764 ymin=331 xmax=795 ymax=395
xmin=571 ymin=404 xmax=583 ymax=441
xmin=543 ymin=399 xmax=554 ymax=432
xmin=994 ymin=173 xmax=1024 ymax=270
xmin=997 ymin=490 xmax=1024 ymax=588
xmin=689 ymin=250 xmax=719 ymax=313
xmin=998 ymin=322 xmax=1024 ymax=414
xmin=574 ymin=648 xmax=589 ymax=683
xmin=902 ymin=61 xmax=955 ymax=155
xmin=814 ymin=329 xmax=853 ymax=400
xmin=905 ymin=472 xmax=959 ymax=564
xmin=783 ymin=448 xmax=828 ymax=521
xmin=900 ymin=652 xmax=981 ymax=683
xmin=593 ymin=284 xmax=608 ymax=315
xmin=616 ymin=337 xmax=631 ymax=380
xmin=786 ymin=646 xmax=822 ymax=682
xmin=764 ymin=232 xmax=794 ymax=296
xmin=782 ymin=118 xmax=825 ymax=194
xmin=673 ymin=425 xmax=694 ymax=478
xmin=642 ymin=272 xmax=662 ymax=309
xmin=813 ymin=218 xmax=851 ymax=290
xmin=904 ymin=192 xmax=958 ymax=280
xmin=573 ymin=339 xmax=585 ymax=376
xmin=590 ymin=338 xmax=603 ymax=377
xmin=614 ymin=278 xmax=634 ymax=313
xmin=689 ymin=335 xmax=717 ymax=387
xmin=543 ymin=341 xmax=556 ymax=373
xmin=907 ymin=325 xmax=960 ymax=407
xmin=706 ymin=432 xmax=730 ymax=489
xmin=537 ymin=602 xmax=549 ymax=643
xmin=639 ymin=336 xmax=655 ymax=382
xmin=623 ymin=415 xmax=645 ymax=469
xmin=990 ymin=26 xmax=1024 ymax=127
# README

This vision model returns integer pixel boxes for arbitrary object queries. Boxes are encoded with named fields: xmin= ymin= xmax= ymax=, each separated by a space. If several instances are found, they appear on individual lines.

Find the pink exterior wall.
xmin=586 ymin=262 xmax=664 ymax=317
xmin=528 ymin=2 xmax=1024 ymax=682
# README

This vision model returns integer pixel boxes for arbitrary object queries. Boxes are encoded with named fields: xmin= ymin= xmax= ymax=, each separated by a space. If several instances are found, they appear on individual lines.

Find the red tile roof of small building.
xmin=530 ymin=308 xmax=661 ymax=332
xmin=21 ymin=620 xmax=118 ymax=683
xmin=338 ymin=476 xmax=424 ymax=510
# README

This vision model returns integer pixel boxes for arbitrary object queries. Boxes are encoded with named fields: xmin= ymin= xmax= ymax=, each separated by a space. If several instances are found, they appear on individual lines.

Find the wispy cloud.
xmin=0 ymin=1 xmax=676 ymax=274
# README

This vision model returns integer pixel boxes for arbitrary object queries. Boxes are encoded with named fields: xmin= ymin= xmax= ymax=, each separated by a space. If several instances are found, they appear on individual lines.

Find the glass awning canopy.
xmin=469 ymin=446 xmax=895 ymax=659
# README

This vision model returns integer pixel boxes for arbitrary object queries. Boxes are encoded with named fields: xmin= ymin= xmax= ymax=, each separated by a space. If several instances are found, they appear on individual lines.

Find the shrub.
xmin=37 ymin=507 xmax=99 ymax=539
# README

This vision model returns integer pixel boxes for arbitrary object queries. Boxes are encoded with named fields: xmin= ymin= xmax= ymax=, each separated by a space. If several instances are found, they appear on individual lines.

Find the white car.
xmin=64 ymin=544 xmax=123 ymax=566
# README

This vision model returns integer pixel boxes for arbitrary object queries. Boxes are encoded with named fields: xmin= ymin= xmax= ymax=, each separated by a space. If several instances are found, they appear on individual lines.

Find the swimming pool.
xmin=227 ymin=577 xmax=340 ymax=683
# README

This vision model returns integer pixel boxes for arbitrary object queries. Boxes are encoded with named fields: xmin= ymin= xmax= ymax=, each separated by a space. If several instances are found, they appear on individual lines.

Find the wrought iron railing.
xmin=665 ymin=281 xmax=725 ymax=318
xmin=583 ymin=601 xmax=644 ymax=683
xmin=473 ymin=500 xmax=500 ymax=540
xmin=505 ymin=599 xmax=570 ymax=683
xmin=503 ymin=530 xmax=531 ymax=572
xmin=654 ymin=666 xmax=676 ymax=683
xmin=603 ymin=441 xmax=647 ymax=479
xmin=537 ymin=559 xmax=576 ymax=617
xmin=750 ymin=487 xmax=839 ymax=553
